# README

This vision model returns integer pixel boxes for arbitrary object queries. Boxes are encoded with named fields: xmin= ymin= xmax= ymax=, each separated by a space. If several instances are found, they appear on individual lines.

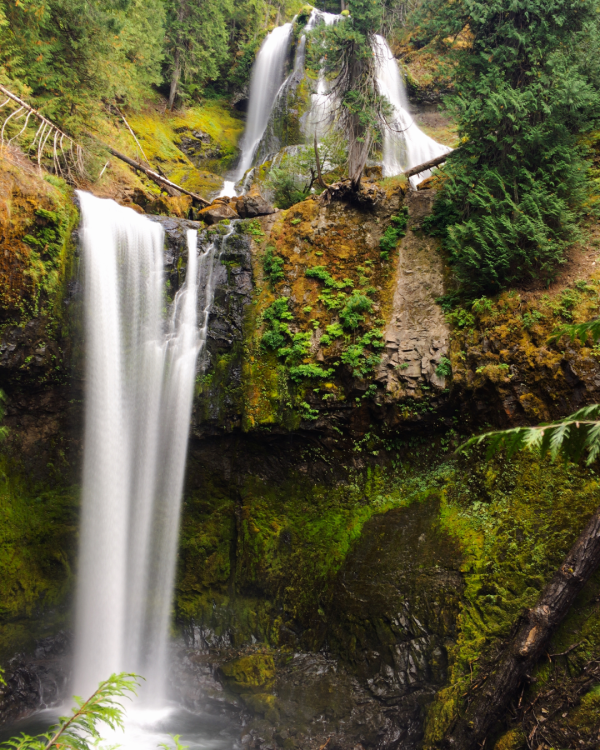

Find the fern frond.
xmin=459 ymin=408 xmax=600 ymax=466
xmin=548 ymin=317 xmax=600 ymax=345
xmin=0 ymin=673 xmax=140 ymax=750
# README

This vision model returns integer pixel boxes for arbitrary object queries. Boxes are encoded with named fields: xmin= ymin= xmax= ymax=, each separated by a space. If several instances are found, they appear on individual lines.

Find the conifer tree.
xmin=420 ymin=0 xmax=600 ymax=294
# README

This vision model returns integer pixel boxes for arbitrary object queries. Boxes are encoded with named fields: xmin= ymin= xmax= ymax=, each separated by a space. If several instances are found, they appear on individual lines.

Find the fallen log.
xmin=404 ymin=151 xmax=453 ymax=179
xmin=102 ymin=144 xmax=210 ymax=206
xmin=439 ymin=502 xmax=600 ymax=750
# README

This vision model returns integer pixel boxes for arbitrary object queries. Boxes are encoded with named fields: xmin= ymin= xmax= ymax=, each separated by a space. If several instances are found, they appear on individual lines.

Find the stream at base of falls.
xmin=0 ymin=704 xmax=240 ymax=750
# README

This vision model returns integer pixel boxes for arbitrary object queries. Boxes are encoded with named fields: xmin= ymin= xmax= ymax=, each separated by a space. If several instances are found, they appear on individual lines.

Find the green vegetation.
xmin=0 ymin=0 xmax=303 ymax=135
xmin=262 ymin=246 xmax=285 ymax=287
xmin=379 ymin=208 xmax=408 ymax=259
xmin=419 ymin=0 xmax=600 ymax=295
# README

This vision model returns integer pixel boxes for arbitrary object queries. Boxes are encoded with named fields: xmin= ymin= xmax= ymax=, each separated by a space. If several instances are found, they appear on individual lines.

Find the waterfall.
xmin=373 ymin=35 xmax=451 ymax=185
xmin=233 ymin=22 xmax=294 ymax=182
xmin=221 ymin=17 xmax=450 ymax=197
xmin=74 ymin=192 xmax=221 ymax=704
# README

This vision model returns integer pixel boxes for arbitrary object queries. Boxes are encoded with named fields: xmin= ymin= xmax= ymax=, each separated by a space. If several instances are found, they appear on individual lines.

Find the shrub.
xmin=263 ymin=246 xmax=285 ymax=286
xmin=339 ymin=292 xmax=373 ymax=329
xmin=380 ymin=208 xmax=409 ymax=259
xmin=419 ymin=0 xmax=600 ymax=294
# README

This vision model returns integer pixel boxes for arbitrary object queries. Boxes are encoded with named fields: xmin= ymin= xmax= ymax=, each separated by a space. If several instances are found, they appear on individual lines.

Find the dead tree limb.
xmin=0 ymin=84 xmax=75 ymax=149
xmin=439 ymin=503 xmax=600 ymax=750
xmin=101 ymin=144 xmax=210 ymax=206
xmin=113 ymin=105 xmax=150 ymax=167
xmin=404 ymin=151 xmax=453 ymax=179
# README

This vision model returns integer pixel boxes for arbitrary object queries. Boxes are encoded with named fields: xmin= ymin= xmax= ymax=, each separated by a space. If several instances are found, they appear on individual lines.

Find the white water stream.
xmin=74 ymin=192 xmax=224 ymax=715
xmin=233 ymin=22 xmax=294 ymax=182
xmin=373 ymin=34 xmax=451 ymax=185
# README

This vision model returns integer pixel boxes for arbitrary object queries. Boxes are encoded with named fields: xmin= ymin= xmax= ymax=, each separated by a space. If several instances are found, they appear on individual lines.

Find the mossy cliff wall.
xmin=0 ymin=153 xmax=80 ymax=664
xmin=2 ymin=165 xmax=600 ymax=749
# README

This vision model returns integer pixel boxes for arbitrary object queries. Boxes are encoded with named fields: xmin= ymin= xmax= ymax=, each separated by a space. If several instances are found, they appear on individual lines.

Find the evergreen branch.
xmin=459 ymin=405 xmax=600 ymax=465
xmin=1 ymin=673 xmax=140 ymax=750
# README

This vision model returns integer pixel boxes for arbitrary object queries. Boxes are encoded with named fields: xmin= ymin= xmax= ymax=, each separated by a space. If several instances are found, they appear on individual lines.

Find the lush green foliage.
xmin=1 ymin=673 xmax=139 ymax=750
xmin=420 ymin=0 xmax=600 ymax=294
xmin=262 ymin=246 xmax=285 ymax=287
xmin=0 ymin=0 xmax=304 ymax=130
xmin=0 ymin=0 xmax=165 ymax=130
xmin=462 ymin=404 xmax=600 ymax=466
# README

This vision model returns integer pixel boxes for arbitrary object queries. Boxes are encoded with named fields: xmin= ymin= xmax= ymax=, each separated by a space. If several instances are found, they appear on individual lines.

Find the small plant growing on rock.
xmin=262 ymin=246 xmax=285 ymax=287
xmin=339 ymin=292 xmax=373 ymax=329
xmin=435 ymin=357 xmax=452 ymax=378
xmin=380 ymin=208 xmax=409 ymax=259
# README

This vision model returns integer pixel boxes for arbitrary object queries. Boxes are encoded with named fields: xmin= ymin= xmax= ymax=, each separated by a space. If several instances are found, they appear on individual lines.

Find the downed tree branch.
xmin=101 ymin=143 xmax=209 ymax=206
xmin=438 ymin=503 xmax=600 ymax=750
xmin=404 ymin=151 xmax=452 ymax=179
xmin=114 ymin=105 xmax=150 ymax=167
xmin=0 ymin=83 xmax=85 ymax=177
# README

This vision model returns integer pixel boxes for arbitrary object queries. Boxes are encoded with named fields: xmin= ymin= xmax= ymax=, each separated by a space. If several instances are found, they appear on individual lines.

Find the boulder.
xmin=233 ymin=190 xmax=276 ymax=218
xmin=198 ymin=202 xmax=239 ymax=224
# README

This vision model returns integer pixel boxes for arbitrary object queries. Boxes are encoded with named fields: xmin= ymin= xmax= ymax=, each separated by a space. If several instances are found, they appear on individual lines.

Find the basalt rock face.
xmin=170 ymin=486 xmax=464 ymax=750
xmin=377 ymin=191 xmax=450 ymax=396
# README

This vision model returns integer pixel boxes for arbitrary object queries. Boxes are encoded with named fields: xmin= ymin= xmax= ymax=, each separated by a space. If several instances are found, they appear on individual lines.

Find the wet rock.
xmin=0 ymin=632 xmax=71 ymax=726
xmin=198 ymin=203 xmax=240 ymax=225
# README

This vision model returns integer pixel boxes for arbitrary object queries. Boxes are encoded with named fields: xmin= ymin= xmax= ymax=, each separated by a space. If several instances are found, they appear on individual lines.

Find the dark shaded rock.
xmin=0 ymin=632 xmax=71 ymax=726
xmin=147 ymin=215 xmax=201 ymax=297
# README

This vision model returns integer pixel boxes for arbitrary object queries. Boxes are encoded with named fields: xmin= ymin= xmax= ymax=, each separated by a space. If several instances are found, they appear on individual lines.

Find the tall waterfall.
xmin=74 ymin=192 xmax=218 ymax=703
xmin=373 ymin=35 xmax=451 ymax=185
xmin=233 ymin=22 xmax=294 ymax=182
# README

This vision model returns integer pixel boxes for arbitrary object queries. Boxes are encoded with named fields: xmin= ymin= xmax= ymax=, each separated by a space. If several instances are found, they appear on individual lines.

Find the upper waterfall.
xmin=225 ymin=14 xmax=450 ymax=193
xmin=373 ymin=34 xmax=451 ymax=185
xmin=232 ymin=22 xmax=294 ymax=182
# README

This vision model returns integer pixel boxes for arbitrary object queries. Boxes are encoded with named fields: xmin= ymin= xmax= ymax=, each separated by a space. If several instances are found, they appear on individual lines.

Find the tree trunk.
xmin=439 ymin=503 xmax=600 ymax=750
xmin=99 ymin=143 xmax=209 ymax=205
xmin=346 ymin=54 xmax=371 ymax=190
xmin=168 ymin=47 xmax=181 ymax=111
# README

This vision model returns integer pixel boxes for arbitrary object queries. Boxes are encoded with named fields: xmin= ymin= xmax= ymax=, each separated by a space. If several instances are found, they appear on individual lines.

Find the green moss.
xmin=220 ymin=653 xmax=276 ymax=691
xmin=423 ymin=451 xmax=600 ymax=746
xmin=0 ymin=455 xmax=77 ymax=661
xmin=127 ymin=99 xmax=244 ymax=195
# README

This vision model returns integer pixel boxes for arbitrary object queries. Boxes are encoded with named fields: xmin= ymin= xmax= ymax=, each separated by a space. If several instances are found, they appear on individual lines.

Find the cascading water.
xmin=231 ymin=23 xmax=294 ymax=184
xmin=222 ymin=14 xmax=449 ymax=198
xmin=373 ymin=34 xmax=451 ymax=185
xmin=74 ymin=191 xmax=224 ymax=709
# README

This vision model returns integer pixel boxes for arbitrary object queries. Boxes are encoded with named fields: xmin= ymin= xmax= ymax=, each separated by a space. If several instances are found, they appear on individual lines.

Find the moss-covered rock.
xmin=220 ymin=653 xmax=276 ymax=691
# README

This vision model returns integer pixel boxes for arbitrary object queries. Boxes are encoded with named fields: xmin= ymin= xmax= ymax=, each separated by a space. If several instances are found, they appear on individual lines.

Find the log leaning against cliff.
xmin=439 ymin=503 xmax=600 ymax=749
